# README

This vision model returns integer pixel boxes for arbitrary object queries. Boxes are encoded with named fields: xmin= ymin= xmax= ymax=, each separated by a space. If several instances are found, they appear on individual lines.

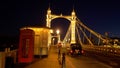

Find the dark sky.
xmin=1 ymin=0 xmax=120 ymax=37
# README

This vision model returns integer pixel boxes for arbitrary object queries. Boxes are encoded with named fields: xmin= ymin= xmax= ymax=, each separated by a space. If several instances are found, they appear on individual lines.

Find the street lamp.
xmin=50 ymin=29 xmax=53 ymax=34
xmin=56 ymin=29 xmax=60 ymax=43
xmin=53 ymin=38 xmax=55 ymax=45
xmin=56 ymin=29 xmax=60 ymax=34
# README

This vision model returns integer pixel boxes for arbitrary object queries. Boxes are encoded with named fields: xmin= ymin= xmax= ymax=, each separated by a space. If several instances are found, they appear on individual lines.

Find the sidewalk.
xmin=14 ymin=46 xmax=73 ymax=68
xmin=25 ymin=46 xmax=62 ymax=68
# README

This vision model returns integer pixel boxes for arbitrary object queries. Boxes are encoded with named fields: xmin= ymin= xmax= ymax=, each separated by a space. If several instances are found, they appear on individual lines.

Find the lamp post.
xmin=50 ymin=29 xmax=53 ymax=34
xmin=50 ymin=29 xmax=53 ymax=45
xmin=53 ymin=38 xmax=55 ymax=45
xmin=56 ymin=29 xmax=60 ymax=43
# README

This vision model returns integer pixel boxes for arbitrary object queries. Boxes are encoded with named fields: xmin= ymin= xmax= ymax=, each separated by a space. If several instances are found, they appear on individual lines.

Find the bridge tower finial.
xmin=71 ymin=5 xmax=76 ymax=16
xmin=47 ymin=3 xmax=51 ymax=14
xmin=72 ymin=5 xmax=75 ymax=11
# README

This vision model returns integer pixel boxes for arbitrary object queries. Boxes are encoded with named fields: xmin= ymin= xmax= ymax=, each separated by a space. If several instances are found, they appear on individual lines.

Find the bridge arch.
xmin=46 ymin=8 xmax=76 ymax=44
xmin=51 ymin=18 xmax=70 ymax=40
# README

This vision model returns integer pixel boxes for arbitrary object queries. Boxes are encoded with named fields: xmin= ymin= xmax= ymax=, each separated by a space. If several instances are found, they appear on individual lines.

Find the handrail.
xmin=82 ymin=45 xmax=120 ymax=56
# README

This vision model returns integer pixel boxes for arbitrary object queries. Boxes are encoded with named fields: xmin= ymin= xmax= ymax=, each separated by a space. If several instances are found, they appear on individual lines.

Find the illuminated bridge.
xmin=46 ymin=7 xmax=120 ymax=55
xmin=1 ymin=7 xmax=120 ymax=68
xmin=45 ymin=7 xmax=120 ymax=68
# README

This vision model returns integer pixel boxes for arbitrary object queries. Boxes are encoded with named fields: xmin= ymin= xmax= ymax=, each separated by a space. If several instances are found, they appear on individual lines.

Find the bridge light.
xmin=53 ymin=38 xmax=55 ymax=45
xmin=56 ymin=29 xmax=60 ymax=34
xmin=56 ymin=29 xmax=60 ymax=43
xmin=50 ymin=29 xmax=53 ymax=33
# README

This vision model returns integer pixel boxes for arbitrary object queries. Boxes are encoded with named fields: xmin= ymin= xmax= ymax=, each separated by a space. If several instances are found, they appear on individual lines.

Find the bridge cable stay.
xmin=82 ymin=28 xmax=85 ymax=44
xmin=76 ymin=18 xmax=108 ymax=43
xmin=75 ymin=24 xmax=83 ymax=46
xmin=63 ymin=23 xmax=71 ymax=44
xmin=76 ymin=22 xmax=94 ymax=46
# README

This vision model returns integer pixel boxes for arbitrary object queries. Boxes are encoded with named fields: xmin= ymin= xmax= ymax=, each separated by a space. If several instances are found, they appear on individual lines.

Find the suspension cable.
xmin=63 ymin=23 xmax=71 ymax=43
xmin=76 ymin=22 xmax=94 ymax=46
xmin=76 ymin=18 xmax=106 ymax=42
xmin=75 ymin=24 xmax=83 ymax=46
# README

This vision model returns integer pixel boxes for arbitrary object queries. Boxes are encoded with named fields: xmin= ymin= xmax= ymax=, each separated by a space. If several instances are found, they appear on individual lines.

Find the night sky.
xmin=1 ymin=0 xmax=120 ymax=38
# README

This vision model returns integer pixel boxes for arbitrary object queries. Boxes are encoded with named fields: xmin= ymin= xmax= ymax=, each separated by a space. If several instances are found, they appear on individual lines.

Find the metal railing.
xmin=82 ymin=45 xmax=120 ymax=57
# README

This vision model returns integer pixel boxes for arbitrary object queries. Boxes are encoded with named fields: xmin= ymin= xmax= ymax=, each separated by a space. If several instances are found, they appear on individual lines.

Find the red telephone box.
xmin=18 ymin=29 xmax=34 ymax=63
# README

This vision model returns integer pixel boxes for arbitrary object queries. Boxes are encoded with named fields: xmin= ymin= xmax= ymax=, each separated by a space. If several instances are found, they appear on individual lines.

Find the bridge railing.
xmin=6 ymin=49 xmax=17 ymax=64
xmin=0 ymin=48 xmax=17 ymax=68
xmin=0 ymin=52 xmax=5 ymax=68
xmin=82 ymin=45 xmax=120 ymax=57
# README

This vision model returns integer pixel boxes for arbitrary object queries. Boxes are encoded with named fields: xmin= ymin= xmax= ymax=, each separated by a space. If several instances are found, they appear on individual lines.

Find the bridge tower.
xmin=71 ymin=9 xmax=76 ymax=44
xmin=46 ymin=7 xmax=76 ymax=45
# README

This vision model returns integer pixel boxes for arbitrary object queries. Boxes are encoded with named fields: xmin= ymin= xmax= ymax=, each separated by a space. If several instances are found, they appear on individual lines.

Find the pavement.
xmin=13 ymin=45 xmax=113 ymax=68
xmin=14 ymin=46 xmax=72 ymax=68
